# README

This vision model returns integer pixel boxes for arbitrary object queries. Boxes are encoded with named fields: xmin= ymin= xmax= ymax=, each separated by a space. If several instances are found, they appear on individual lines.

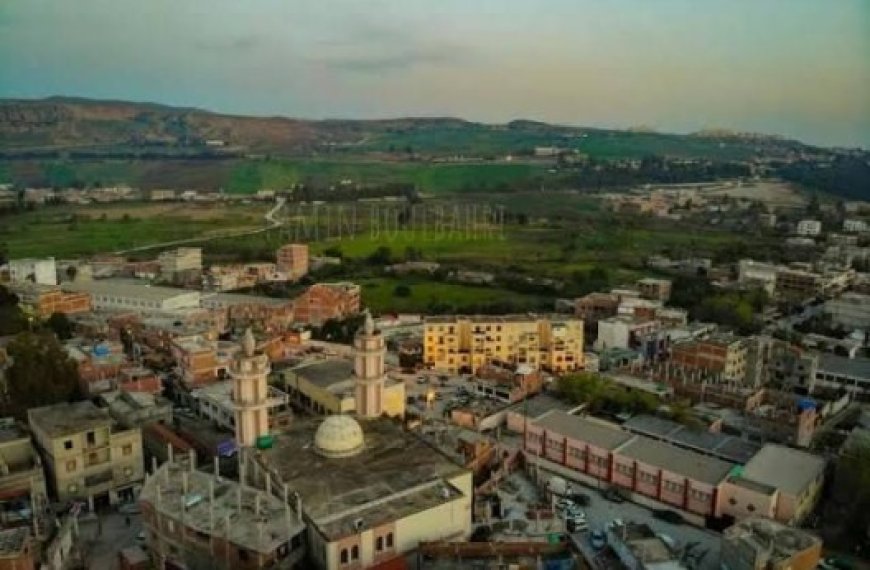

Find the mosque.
xmin=231 ymin=312 xmax=472 ymax=569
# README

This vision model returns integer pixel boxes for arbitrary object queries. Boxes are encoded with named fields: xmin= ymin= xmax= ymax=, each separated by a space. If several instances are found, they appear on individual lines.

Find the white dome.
xmin=314 ymin=415 xmax=364 ymax=458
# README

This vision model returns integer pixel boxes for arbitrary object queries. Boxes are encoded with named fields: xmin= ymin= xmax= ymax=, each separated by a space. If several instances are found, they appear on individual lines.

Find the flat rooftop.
xmin=534 ymin=410 xmax=634 ymax=451
xmin=623 ymin=415 xmax=760 ymax=464
xmin=0 ymin=419 xmax=29 ymax=444
xmin=63 ymin=279 xmax=199 ymax=302
xmin=256 ymin=418 xmax=468 ymax=542
xmin=508 ymin=393 xmax=576 ymax=420
xmin=741 ymin=444 xmax=826 ymax=496
xmin=818 ymin=354 xmax=870 ymax=379
xmin=28 ymin=401 xmax=113 ymax=438
xmin=292 ymin=359 xmax=354 ymax=389
xmin=0 ymin=527 xmax=29 ymax=557
xmin=140 ymin=460 xmax=304 ymax=554
xmin=201 ymin=292 xmax=291 ymax=307
xmin=618 ymin=437 xmax=736 ymax=486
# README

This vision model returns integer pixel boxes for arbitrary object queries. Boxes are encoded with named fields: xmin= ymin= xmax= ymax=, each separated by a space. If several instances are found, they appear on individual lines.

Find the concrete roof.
xmin=201 ymin=292 xmax=291 ymax=307
xmin=623 ymin=415 xmax=761 ymax=464
xmin=256 ymin=418 xmax=468 ymax=541
xmin=63 ymin=279 xmax=198 ymax=302
xmin=139 ymin=461 xmax=304 ymax=554
xmin=508 ymin=393 xmax=576 ymax=420
xmin=292 ymin=359 xmax=354 ymax=389
xmin=818 ymin=354 xmax=870 ymax=379
xmin=28 ymin=401 xmax=113 ymax=438
xmin=618 ymin=437 xmax=736 ymax=485
xmin=741 ymin=444 xmax=826 ymax=496
xmin=534 ymin=411 xmax=634 ymax=451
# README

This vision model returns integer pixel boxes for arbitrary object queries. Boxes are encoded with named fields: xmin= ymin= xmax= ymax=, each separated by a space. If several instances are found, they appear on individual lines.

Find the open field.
xmin=703 ymin=180 xmax=807 ymax=208
xmin=0 ymin=203 xmax=266 ymax=258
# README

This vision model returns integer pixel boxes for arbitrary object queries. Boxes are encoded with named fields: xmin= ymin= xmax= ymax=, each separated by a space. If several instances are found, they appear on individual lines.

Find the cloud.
xmin=317 ymin=46 xmax=465 ymax=73
xmin=194 ymin=35 xmax=260 ymax=52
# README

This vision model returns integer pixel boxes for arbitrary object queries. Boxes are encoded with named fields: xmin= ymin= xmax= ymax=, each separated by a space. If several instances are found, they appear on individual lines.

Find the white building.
xmin=737 ymin=259 xmax=779 ymax=294
xmin=796 ymin=220 xmax=822 ymax=236
xmin=594 ymin=316 xmax=659 ymax=351
xmin=157 ymin=247 xmax=202 ymax=275
xmin=4 ymin=258 xmax=57 ymax=286
xmin=191 ymin=378 xmax=289 ymax=433
xmin=843 ymin=219 xmax=868 ymax=233
xmin=825 ymin=292 xmax=870 ymax=330
xmin=62 ymin=279 xmax=200 ymax=315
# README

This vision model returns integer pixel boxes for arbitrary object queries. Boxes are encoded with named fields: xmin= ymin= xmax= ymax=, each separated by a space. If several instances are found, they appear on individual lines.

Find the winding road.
xmin=113 ymin=197 xmax=286 ymax=255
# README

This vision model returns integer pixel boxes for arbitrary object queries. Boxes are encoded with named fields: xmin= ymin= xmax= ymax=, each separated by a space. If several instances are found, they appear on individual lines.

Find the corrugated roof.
xmin=534 ymin=411 xmax=633 ymax=450
xmin=619 ymin=437 xmax=735 ymax=485
xmin=741 ymin=444 xmax=826 ymax=496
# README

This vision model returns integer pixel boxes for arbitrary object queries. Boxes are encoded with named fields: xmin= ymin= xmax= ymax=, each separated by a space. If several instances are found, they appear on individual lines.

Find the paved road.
xmin=113 ymin=197 xmax=286 ymax=255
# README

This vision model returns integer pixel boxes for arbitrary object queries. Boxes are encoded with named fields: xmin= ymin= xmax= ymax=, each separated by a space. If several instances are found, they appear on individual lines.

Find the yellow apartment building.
xmin=424 ymin=315 xmax=584 ymax=374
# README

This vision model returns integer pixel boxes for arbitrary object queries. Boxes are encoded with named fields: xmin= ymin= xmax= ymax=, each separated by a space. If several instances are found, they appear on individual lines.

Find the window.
xmin=351 ymin=545 xmax=359 ymax=561
xmin=728 ymin=498 xmax=737 ymax=506
xmin=340 ymin=549 xmax=348 ymax=564
xmin=376 ymin=536 xmax=383 ymax=552
xmin=747 ymin=504 xmax=756 ymax=513
xmin=386 ymin=532 xmax=394 ymax=548
xmin=122 ymin=444 xmax=133 ymax=456
xmin=64 ymin=440 xmax=73 ymax=450
xmin=238 ymin=548 xmax=249 ymax=561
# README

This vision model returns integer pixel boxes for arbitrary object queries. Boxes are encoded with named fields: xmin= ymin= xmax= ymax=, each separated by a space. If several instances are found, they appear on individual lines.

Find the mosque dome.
xmin=314 ymin=415 xmax=365 ymax=458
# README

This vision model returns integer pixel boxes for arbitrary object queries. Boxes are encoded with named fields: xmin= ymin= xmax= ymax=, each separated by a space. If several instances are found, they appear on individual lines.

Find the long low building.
xmin=522 ymin=409 xmax=825 ymax=527
xmin=62 ymin=279 xmax=201 ymax=314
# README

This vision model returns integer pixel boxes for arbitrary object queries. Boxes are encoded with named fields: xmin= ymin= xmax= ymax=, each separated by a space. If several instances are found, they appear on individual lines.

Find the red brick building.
xmin=292 ymin=282 xmax=361 ymax=325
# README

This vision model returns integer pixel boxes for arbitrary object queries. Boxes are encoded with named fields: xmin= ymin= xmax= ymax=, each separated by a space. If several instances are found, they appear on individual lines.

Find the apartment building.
xmin=11 ymin=284 xmax=91 ymax=318
xmin=171 ymin=335 xmax=220 ymax=387
xmin=774 ymin=266 xmax=853 ymax=301
xmin=594 ymin=316 xmax=659 ymax=352
xmin=721 ymin=517 xmax=821 ymax=570
xmin=737 ymin=260 xmax=779 ymax=295
xmin=636 ymin=278 xmax=672 ymax=302
xmin=201 ymin=293 xmax=294 ymax=333
xmin=795 ymin=220 xmax=822 ymax=237
xmin=28 ymin=401 xmax=144 ymax=509
xmin=157 ymin=247 xmax=202 ymax=276
xmin=670 ymin=335 xmax=749 ymax=383
xmin=0 ymin=419 xmax=48 ymax=530
xmin=424 ymin=315 xmax=584 ymax=374
xmin=574 ymin=292 xmax=620 ymax=323
xmin=2 ymin=258 xmax=57 ymax=286
xmin=276 ymin=243 xmax=309 ymax=280
xmin=843 ymin=219 xmax=868 ymax=233
xmin=291 ymin=282 xmax=361 ymax=325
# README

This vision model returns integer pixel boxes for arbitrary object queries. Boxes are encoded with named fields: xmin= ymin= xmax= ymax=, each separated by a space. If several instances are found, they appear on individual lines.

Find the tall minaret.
xmin=354 ymin=310 xmax=386 ymax=418
xmin=231 ymin=328 xmax=271 ymax=446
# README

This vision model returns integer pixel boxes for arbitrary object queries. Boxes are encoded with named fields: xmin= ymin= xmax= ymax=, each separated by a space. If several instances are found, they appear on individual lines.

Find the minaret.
xmin=354 ymin=310 xmax=386 ymax=418
xmin=231 ymin=328 xmax=271 ymax=447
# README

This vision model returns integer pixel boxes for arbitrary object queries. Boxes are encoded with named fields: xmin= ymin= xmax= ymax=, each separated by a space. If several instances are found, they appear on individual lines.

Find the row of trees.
xmin=556 ymin=372 xmax=660 ymax=416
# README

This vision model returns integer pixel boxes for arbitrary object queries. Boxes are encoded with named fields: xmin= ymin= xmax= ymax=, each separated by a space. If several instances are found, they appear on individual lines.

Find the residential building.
xmin=738 ymin=260 xmax=779 ymax=295
xmin=11 ymin=284 xmax=91 ymax=318
xmin=636 ymin=278 xmax=672 ymax=301
xmin=720 ymin=444 xmax=825 ymax=525
xmin=768 ymin=342 xmax=818 ymax=391
xmin=171 ymin=335 xmax=220 ymax=387
xmin=201 ymin=293 xmax=294 ymax=333
xmin=774 ymin=266 xmax=853 ymax=300
xmin=28 ymin=401 xmax=144 ymax=509
xmin=594 ymin=316 xmax=659 ymax=352
xmin=825 ymin=292 xmax=870 ymax=330
xmin=3 ymin=258 xmax=57 ymax=286
xmin=843 ymin=219 xmax=867 ymax=233
xmin=0 ymin=419 xmax=48 ymax=531
xmin=138 ymin=455 xmax=306 ymax=570
xmin=574 ymin=292 xmax=620 ymax=323
xmin=469 ymin=363 xmax=543 ymax=403
xmin=721 ymin=517 xmax=821 ymax=570
xmin=606 ymin=521 xmax=688 ymax=570
xmin=62 ymin=280 xmax=201 ymax=315
xmin=275 ymin=244 xmax=309 ymax=280
xmin=99 ymin=391 xmax=173 ymax=430
xmin=670 ymin=335 xmax=749 ymax=383
xmin=291 ymin=282 xmax=361 ymax=325
xmin=0 ymin=527 xmax=34 ymax=570
xmin=795 ymin=220 xmax=822 ymax=237
xmin=157 ymin=247 xmax=202 ymax=276
xmin=192 ymin=380 xmax=291 ymax=433
xmin=424 ymin=315 xmax=584 ymax=374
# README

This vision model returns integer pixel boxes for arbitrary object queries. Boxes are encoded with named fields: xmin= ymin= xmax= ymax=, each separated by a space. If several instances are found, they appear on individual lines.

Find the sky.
xmin=1 ymin=0 xmax=869 ymax=148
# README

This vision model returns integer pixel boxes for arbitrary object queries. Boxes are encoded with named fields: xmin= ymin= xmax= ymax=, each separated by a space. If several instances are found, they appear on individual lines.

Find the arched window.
xmin=351 ymin=545 xmax=360 ymax=560
xmin=386 ymin=532 xmax=394 ymax=548
xmin=376 ymin=537 xmax=384 ymax=552
xmin=340 ymin=548 xmax=348 ymax=564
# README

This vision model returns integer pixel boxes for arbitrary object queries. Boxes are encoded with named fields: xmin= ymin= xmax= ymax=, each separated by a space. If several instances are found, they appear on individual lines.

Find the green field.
xmin=0 ymin=204 xmax=264 ymax=258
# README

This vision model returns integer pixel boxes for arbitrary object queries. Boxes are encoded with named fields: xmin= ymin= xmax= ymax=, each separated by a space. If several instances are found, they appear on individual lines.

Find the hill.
xmin=0 ymin=96 xmax=813 ymax=160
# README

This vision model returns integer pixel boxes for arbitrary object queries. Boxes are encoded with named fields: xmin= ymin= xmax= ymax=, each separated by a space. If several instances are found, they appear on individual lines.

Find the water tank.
xmin=92 ymin=343 xmax=110 ymax=358
xmin=797 ymin=398 xmax=817 ymax=412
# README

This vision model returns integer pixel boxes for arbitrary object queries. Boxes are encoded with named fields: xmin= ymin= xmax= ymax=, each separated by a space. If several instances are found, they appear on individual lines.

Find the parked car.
xmin=652 ymin=509 xmax=685 ymax=525
xmin=589 ymin=530 xmax=607 ymax=550
xmin=563 ymin=507 xmax=585 ymax=520
xmin=824 ymin=557 xmax=855 ymax=570
xmin=470 ymin=525 xmax=492 ymax=542
xmin=555 ymin=498 xmax=574 ymax=512
xmin=566 ymin=517 xmax=589 ymax=533
xmin=569 ymin=492 xmax=591 ymax=506
xmin=602 ymin=487 xmax=626 ymax=503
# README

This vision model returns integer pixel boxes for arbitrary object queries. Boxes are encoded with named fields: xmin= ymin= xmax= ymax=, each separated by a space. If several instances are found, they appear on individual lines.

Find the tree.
xmin=367 ymin=246 xmax=393 ymax=266
xmin=393 ymin=284 xmax=412 ymax=298
xmin=0 ymin=285 xmax=27 ymax=336
xmin=46 ymin=312 xmax=74 ymax=340
xmin=3 ymin=332 xmax=82 ymax=419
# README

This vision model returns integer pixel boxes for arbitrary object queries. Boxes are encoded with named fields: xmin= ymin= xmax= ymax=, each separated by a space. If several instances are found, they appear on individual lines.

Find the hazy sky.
xmin=1 ymin=0 xmax=868 ymax=147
